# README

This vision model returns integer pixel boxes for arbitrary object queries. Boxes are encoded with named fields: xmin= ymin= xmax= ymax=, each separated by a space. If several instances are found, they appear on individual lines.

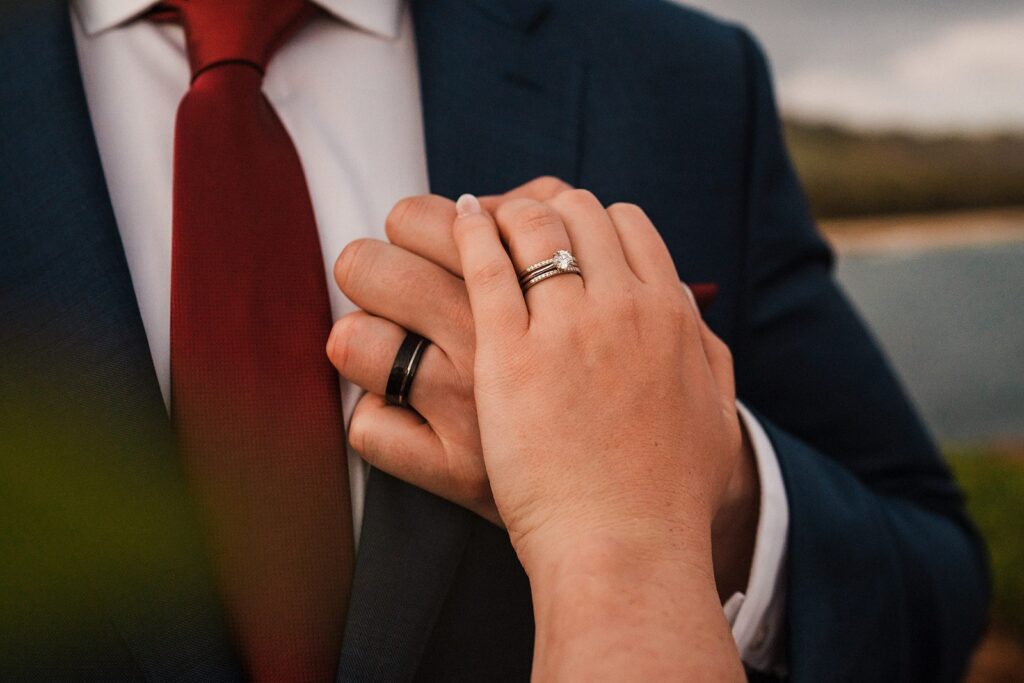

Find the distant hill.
xmin=783 ymin=120 xmax=1024 ymax=219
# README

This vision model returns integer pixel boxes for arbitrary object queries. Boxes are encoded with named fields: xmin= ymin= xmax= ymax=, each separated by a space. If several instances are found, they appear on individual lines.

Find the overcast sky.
xmin=682 ymin=0 xmax=1024 ymax=133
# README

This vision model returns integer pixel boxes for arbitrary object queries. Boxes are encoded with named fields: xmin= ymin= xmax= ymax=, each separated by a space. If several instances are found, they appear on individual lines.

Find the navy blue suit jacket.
xmin=0 ymin=0 xmax=988 ymax=680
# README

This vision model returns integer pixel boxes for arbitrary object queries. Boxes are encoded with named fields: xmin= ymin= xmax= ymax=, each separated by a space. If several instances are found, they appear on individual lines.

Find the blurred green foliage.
xmin=0 ymin=376 xmax=219 ymax=661
xmin=784 ymin=121 xmax=1024 ymax=219
xmin=948 ymin=448 xmax=1024 ymax=639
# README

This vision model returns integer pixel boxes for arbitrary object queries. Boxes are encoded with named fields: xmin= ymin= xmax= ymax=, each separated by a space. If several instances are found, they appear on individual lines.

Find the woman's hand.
xmin=450 ymin=190 xmax=747 ymax=680
xmin=450 ymin=189 xmax=741 ymax=571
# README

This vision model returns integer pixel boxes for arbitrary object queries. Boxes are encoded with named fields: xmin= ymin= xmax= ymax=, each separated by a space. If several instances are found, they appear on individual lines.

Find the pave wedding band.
xmin=385 ymin=332 xmax=430 ymax=408
xmin=518 ymin=250 xmax=582 ymax=293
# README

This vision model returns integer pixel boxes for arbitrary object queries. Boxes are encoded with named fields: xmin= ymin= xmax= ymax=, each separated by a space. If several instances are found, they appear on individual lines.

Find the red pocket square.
xmin=688 ymin=283 xmax=719 ymax=313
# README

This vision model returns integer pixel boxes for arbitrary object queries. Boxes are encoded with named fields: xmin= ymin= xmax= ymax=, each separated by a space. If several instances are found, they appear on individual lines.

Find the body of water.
xmin=836 ymin=242 xmax=1024 ymax=443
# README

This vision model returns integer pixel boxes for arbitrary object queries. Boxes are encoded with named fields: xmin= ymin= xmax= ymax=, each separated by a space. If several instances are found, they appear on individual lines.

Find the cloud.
xmin=778 ymin=10 xmax=1024 ymax=132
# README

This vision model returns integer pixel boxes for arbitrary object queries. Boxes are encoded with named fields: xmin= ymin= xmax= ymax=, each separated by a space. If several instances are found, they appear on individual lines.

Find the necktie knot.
xmin=157 ymin=0 xmax=314 ymax=80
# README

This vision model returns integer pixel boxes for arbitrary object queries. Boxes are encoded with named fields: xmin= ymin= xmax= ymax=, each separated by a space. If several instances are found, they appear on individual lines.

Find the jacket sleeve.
xmin=729 ymin=28 xmax=989 ymax=682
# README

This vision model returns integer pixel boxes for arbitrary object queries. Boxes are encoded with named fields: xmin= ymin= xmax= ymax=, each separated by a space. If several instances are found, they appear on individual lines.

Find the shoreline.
xmin=819 ymin=208 xmax=1024 ymax=256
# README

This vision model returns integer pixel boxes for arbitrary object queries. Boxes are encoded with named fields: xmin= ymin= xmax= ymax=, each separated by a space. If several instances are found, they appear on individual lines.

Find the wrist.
xmin=514 ymin=506 xmax=714 ymax=585
xmin=711 ymin=422 xmax=760 ymax=600
xmin=526 ymin=523 xmax=714 ymax=592
xmin=525 ymin=528 xmax=743 ymax=681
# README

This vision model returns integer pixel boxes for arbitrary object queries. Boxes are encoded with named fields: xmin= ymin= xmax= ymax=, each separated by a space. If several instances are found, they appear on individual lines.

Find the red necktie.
xmin=162 ymin=1 xmax=353 ymax=680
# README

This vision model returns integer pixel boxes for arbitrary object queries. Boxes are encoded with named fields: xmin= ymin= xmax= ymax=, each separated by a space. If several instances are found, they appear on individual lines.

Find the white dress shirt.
xmin=71 ymin=0 xmax=788 ymax=670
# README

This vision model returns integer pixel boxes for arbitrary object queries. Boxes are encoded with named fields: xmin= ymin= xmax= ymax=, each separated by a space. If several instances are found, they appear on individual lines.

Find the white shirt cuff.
xmin=723 ymin=402 xmax=789 ymax=674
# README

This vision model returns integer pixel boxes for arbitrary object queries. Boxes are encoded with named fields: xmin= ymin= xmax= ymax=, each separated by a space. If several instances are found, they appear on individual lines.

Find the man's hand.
xmin=327 ymin=177 xmax=758 ymax=599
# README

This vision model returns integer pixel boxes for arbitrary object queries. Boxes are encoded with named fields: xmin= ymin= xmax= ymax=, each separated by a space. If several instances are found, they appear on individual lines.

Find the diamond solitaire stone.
xmin=552 ymin=250 xmax=574 ymax=271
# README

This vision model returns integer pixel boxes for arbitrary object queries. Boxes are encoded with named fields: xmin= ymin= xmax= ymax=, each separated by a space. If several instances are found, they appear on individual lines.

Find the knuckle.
xmin=347 ymin=412 xmax=371 ymax=455
xmin=720 ymin=342 xmax=734 ymax=368
xmin=334 ymin=238 xmax=373 ymax=293
xmin=557 ymin=188 xmax=599 ymax=210
xmin=622 ymin=296 xmax=644 ymax=328
xmin=606 ymin=289 xmax=639 ymax=317
xmin=664 ymin=290 xmax=693 ymax=322
xmin=530 ymin=175 xmax=572 ymax=198
xmin=598 ymin=290 xmax=649 ymax=342
xmin=327 ymin=320 xmax=349 ymax=371
xmin=709 ymin=330 xmax=734 ymax=365
xmin=385 ymin=194 xmax=447 ymax=242
xmin=673 ymin=305 xmax=700 ymax=338
xmin=326 ymin=313 xmax=365 ymax=375
xmin=510 ymin=203 xmax=561 ymax=237
xmin=384 ymin=196 xmax=418 ymax=241
xmin=467 ymin=258 xmax=510 ymax=290
xmin=607 ymin=202 xmax=646 ymax=221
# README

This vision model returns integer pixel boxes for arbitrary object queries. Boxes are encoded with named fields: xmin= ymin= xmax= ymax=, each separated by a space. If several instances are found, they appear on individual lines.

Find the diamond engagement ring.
xmin=518 ymin=250 xmax=582 ymax=292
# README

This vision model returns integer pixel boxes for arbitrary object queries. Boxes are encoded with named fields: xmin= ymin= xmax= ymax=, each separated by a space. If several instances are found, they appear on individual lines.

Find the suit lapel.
xmin=415 ymin=0 xmax=583 ymax=197
xmin=337 ymin=0 xmax=582 ymax=679
xmin=0 ymin=3 xmax=238 ymax=680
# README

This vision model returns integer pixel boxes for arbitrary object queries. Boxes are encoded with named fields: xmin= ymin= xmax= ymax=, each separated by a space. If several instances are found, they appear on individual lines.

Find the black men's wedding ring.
xmin=518 ymin=249 xmax=582 ymax=293
xmin=385 ymin=332 xmax=431 ymax=408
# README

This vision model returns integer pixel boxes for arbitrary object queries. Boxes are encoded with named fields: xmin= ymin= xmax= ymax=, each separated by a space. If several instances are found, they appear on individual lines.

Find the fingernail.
xmin=456 ymin=193 xmax=481 ymax=217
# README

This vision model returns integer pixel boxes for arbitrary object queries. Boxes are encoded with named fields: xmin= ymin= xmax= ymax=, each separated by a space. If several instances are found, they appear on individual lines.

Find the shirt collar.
xmin=72 ymin=0 xmax=404 ymax=39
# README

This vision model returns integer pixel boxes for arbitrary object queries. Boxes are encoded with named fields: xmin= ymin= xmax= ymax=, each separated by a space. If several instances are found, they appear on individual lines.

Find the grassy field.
xmin=948 ymin=447 xmax=1024 ymax=681
xmin=784 ymin=121 xmax=1024 ymax=219
xmin=949 ymin=448 xmax=1024 ymax=638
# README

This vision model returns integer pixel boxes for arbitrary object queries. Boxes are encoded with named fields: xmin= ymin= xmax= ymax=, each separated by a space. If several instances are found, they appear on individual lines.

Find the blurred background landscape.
xmin=686 ymin=1 xmax=1024 ymax=680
